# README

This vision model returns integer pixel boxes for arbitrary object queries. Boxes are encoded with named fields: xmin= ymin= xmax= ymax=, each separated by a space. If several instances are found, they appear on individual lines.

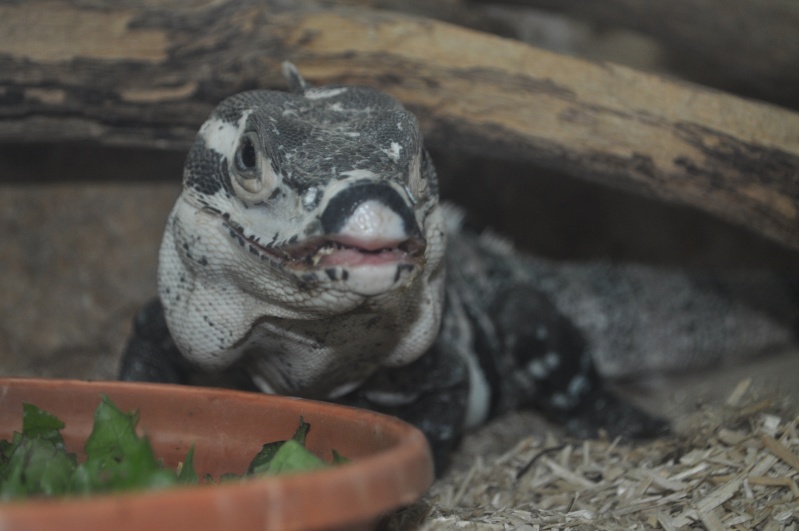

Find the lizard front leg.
xmin=486 ymin=285 xmax=670 ymax=439
xmin=119 ymin=298 xmax=190 ymax=384
xmin=332 ymin=342 xmax=470 ymax=473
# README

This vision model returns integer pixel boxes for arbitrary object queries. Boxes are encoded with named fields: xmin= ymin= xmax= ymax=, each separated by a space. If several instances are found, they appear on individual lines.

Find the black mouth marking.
xmin=394 ymin=263 xmax=416 ymax=283
xmin=320 ymin=181 xmax=421 ymax=240
xmin=223 ymin=218 xmax=290 ymax=264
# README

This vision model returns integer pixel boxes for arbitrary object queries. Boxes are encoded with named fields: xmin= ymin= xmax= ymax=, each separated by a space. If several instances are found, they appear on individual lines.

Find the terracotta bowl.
xmin=0 ymin=378 xmax=434 ymax=531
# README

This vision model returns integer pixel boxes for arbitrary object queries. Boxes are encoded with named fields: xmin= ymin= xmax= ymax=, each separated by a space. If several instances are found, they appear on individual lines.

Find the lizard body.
xmin=121 ymin=64 xmax=797 ymax=466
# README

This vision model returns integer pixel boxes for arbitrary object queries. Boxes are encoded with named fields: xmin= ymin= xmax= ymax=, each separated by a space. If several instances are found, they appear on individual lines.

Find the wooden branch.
xmin=479 ymin=0 xmax=799 ymax=109
xmin=1 ymin=1 xmax=798 ymax=250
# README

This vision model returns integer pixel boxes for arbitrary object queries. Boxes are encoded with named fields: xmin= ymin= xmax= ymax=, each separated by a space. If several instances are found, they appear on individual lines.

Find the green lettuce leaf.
xmin=261 ymin=439 xmax=329 ymax=476
xmin=70 ymin=395 xmax=177 ymax=494
xmin=1 ymin=397 xmax=348 ymax=501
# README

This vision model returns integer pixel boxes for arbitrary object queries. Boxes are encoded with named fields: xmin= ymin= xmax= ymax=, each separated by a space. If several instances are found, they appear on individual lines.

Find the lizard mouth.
xmin=223 ymin=219 xmax=426 ymax=271
xmin=282 ymin=235 xmax=426 ymax=271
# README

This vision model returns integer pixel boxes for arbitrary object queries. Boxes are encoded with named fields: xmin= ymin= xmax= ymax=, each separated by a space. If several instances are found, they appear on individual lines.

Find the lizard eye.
xmin=230 ymin=132 xmax=279 ymax=198
xmin=235 ymin=134 xmax=259 ymax=173
xmin=232 ymin=133 xmax=267 ymax=195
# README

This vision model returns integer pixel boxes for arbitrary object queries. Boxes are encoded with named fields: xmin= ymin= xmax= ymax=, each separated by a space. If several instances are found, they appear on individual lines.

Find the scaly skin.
xmin=121 ymin=64 xmax=798 ymax=469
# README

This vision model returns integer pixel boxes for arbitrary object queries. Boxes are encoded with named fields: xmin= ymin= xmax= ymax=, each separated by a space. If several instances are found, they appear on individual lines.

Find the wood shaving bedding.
xmin=384 ymin=380 xmax=799 ymax=530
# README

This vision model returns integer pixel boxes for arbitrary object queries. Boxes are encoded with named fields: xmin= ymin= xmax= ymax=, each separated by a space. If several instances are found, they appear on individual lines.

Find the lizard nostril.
xmin=320 ymin=182 xmax=421 ymax=242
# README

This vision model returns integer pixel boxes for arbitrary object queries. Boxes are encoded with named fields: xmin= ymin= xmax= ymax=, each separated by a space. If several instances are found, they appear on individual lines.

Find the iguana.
xmin=121 ymin=63 xmax=797 ymax=467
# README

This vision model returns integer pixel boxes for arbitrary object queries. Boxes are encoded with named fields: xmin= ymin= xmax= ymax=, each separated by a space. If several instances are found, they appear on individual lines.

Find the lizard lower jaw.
xmin=292 ymin=238 xmax=424 ymax=296
xmin=339 ymin=262 xmax=418 ymax=296
xmin=286 ymin=235 xmax=425 ymax=271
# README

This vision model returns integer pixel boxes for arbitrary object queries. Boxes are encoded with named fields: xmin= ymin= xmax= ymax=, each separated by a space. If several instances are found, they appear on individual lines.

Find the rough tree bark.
xmin=1 ymin=0 xmax=798 ymax=250
xmin=481 ymin=0 xmax=799 ymax=109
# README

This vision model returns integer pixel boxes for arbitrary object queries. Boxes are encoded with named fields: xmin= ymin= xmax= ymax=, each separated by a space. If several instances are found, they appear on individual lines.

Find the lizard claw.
xmin=563 ymin=388 xmax=670 ymax=440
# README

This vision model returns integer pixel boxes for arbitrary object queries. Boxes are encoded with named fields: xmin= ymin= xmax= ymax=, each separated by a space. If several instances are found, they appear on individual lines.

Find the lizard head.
xmin=168 ymin=63 xmax=445 ymax=314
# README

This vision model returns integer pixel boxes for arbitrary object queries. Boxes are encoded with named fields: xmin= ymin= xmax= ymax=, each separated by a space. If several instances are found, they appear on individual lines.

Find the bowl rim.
xmin=0 ymin=377 xmax=434 ymax=531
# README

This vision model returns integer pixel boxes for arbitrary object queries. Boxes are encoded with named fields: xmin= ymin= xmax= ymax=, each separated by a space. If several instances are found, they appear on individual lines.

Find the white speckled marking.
xmin=305 ymin=87 xmax=347 ymax=99
xmin=383 ymin=142 xmax=402 ymax=161
xmin=446 ymin=289 xmax=491 ymax=429
xmin=527 ymin=359 xmax=549 ymax=379
xmin=340 ymin=169 xmax=378 ymax=180
xmin=199 ymin=111 xmax=252 ymax=158
xmin=302 ymin=187 xmax=321 ymax=209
